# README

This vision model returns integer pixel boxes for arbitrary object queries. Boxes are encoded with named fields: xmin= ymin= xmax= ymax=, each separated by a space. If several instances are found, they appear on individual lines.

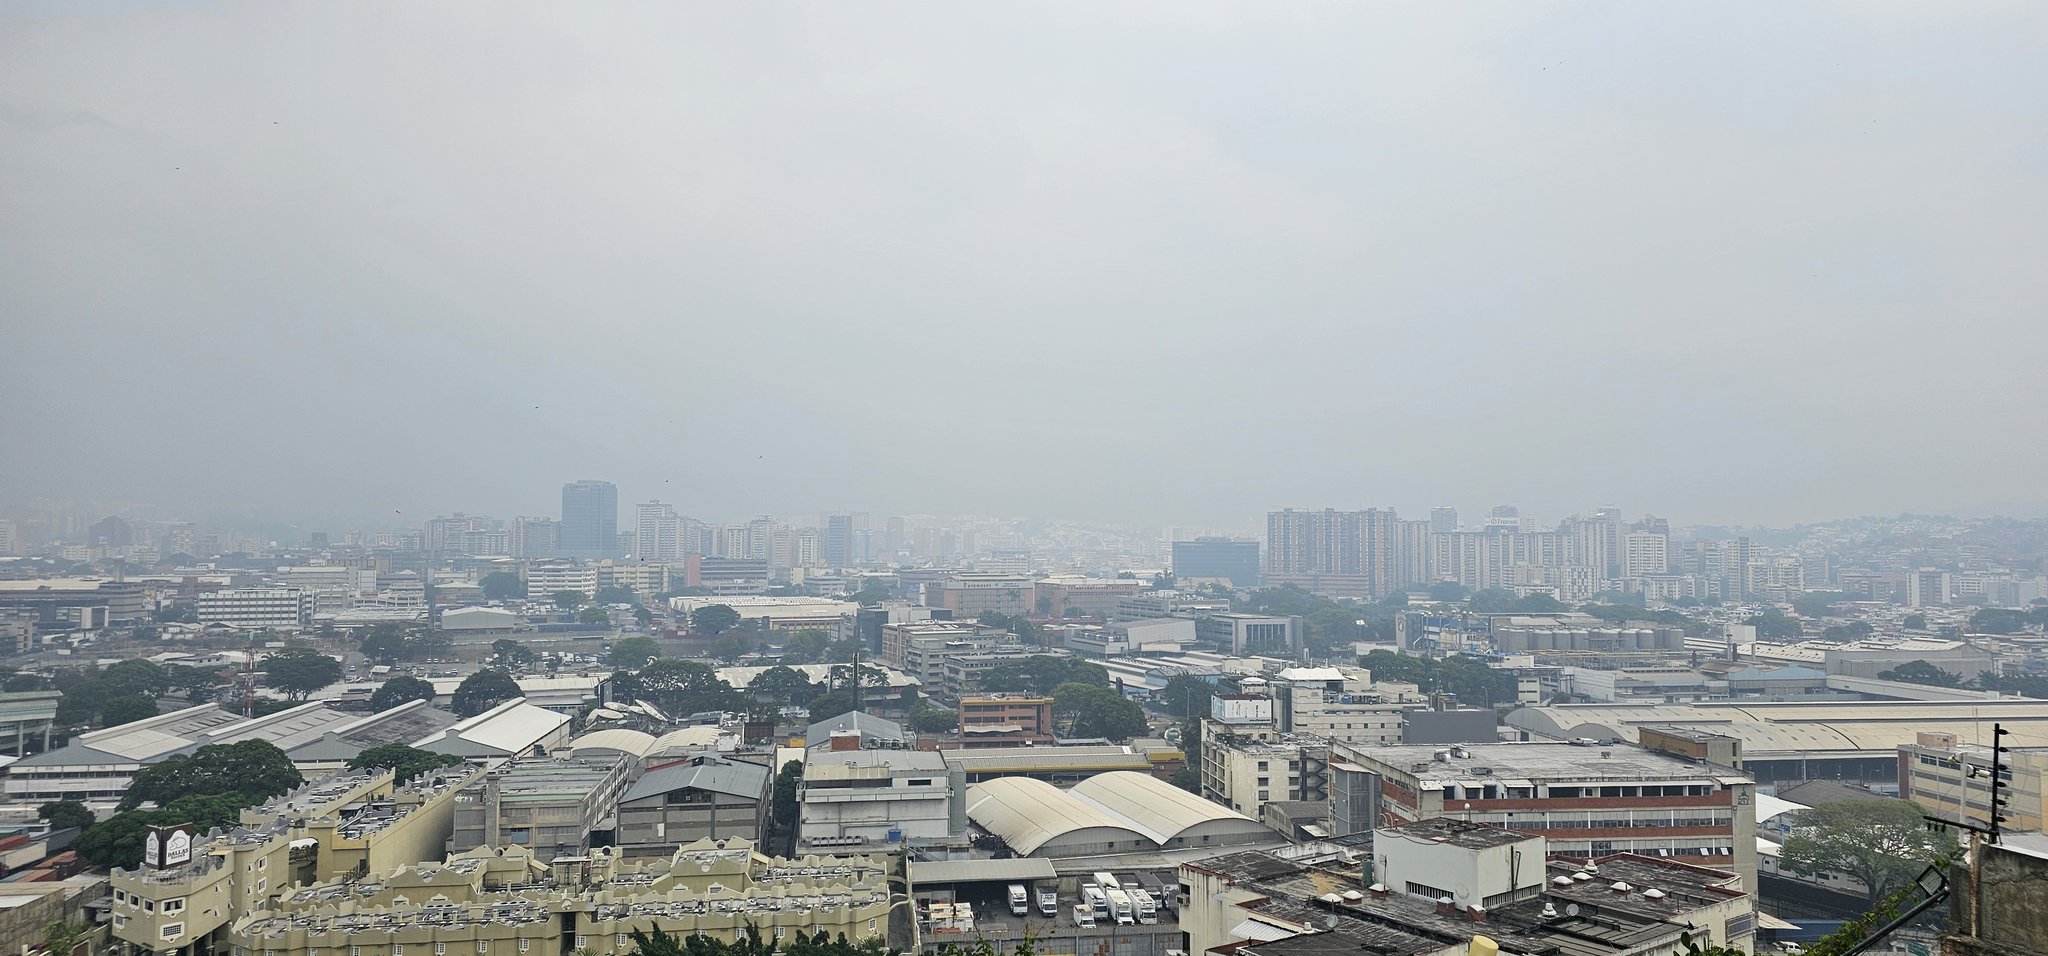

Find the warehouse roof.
xmin=1506 ymin=699 xmax=2048 ymax=756
xmin=621 ymin=757 xmax=769 ymax=804
xmin=568 ymin=728 xmax=658 ymax=759
xmin=1071 ymin=771 xmax=1257 ymax=843
xmin=965 ymin=777 xmax=1145 ymax=855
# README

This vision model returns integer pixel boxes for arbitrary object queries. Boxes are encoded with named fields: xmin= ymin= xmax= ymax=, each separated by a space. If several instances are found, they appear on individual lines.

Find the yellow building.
xmin=222 ymin=839 xmax=894 ymax=956
xmin=111 ymin=765 xmax=485 ymax=956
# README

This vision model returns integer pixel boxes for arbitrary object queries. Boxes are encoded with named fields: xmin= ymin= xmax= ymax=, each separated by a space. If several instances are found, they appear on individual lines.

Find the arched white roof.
xmin=965 ymin=777 xmax=1146 ymax=856
xmin=647 ymin=726 xmax=723 ymax=758
xmin=568 ymin=729 xmax=656 ymax=759
xmin=1070 ymin=770 xmax=1255 ymax=843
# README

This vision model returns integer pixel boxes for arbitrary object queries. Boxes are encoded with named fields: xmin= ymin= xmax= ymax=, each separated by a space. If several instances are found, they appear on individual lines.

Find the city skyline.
xmin=7 ymin=4 xmax=2047 ymax=529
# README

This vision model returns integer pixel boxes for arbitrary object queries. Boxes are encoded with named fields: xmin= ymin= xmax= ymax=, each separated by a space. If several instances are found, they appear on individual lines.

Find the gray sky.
xmin=4 ymin=2 xmax=2045 ymax=532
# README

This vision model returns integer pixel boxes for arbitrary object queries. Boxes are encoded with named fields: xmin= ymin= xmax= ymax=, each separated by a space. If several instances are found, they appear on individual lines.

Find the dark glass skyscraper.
xmin=1172 ymin=537 xmax=1261 ymax=587
xmin=559 ymin=480 xmax=619 ymax=558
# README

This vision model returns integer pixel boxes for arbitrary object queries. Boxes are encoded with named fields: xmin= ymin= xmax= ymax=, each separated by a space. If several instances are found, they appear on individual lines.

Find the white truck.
xmin=1106 ymin=887 xmax=1136 ymax=925
xmin=1083 ymin=884 xmax=1109 ymax=921
xmin=1008 ymin=884 xmax=1029 ymax=917
xmin=1130 ymin=888 xmax=1158 ymax=924
xmin=1037 ymin=887 xmax=1057 ymax=917
xmin=1073 ymin=904 xmax=1096 ymax=928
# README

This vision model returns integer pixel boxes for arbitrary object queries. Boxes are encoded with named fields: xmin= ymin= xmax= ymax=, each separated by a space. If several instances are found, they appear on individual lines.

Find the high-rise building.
xmin=1172 ymin=537 xmax=1260 ymax=586
xmin=1623 ymin=530 xmax=1669 ymax=577
xmin=1429 ymin=507 xmax=1458 ymax=533
xmin=510 ymin=516 xmax=558 ymax=559
xmin=823 ymin=513 xmax=853 ymax=568
xmin=1265 ymin=508 xmax=1399 ymax=598
xmin=635 ymin=501 xmax=685 ymax=561
xmin=558 ymin=480 xmax=619 ymax=559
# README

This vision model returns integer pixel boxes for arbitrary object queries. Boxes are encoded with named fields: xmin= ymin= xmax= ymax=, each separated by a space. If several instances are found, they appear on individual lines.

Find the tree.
xmin=747 ymin=665 xmax=820 ymax=707
xmin=1052 ymin=682 xmax=1148 ymax=741
xmin=1466 ymin=589 xmax=1520 ymax=613
xmin=1157 ymin=673 xmax=1216 ymax=718
xmin=1744 ymin=611 xmax=1804 ymax=639
xmin=981 ymin=656 xmax=1109 ymax=695
xmin=638 ymin=658 xmax=741 ymax=715
xmin=594 ymin=585 xmax=640 ymax=606
xmin=1903 ymin=614 xmax=1927 ymax=630
xmin=847 ymin=581 xmax=893 ymax=606
xmin=805 ymin=688 xmax=858 ymax=721
xmin=479 ymin=571 xmax=527 ymax=600
xmin=609 ymin=635 xmax=663 ymax=669
xmin=1820 ymin=621 xmax=1874 ymax=642
xmin=37 ymin=800 xmax=94 ymax=832
xmin=359 ymin=622 xmax=451 ymax=664
xmin=1779 ymin=798 xmax=1955 ymax=900
xmin=552 ymin=590 xmax=587 ymax=610
xmin=1426 ymin=581 xmax=1469 ymax=602
xmin=163 ymin=663 xmax=223 ymax=702
xmin=691 ymin=604 xmax=741 ymax=635
xmin=263 ymin=645 xmax=342 ymax=701
xmin=1358 ymin=649 xmax=1433 ymax=685
xmin=1792 ymin=591 xmax=1855 ymax=618
xmin=120 ymin=740 xmax=303 ymax=811
xmin=1969 ymin=607 xmax=2031 ymax=634
xmin=909 ymin=706 xmax=959 ymax=733
xmin=579 ymin=606 xmax=612 ymax=627
xmin=709 ymin=633 xmax=756 ymax=663
xmin=99 ymin=695 xmax=159 ymax=727
xmin=77 ymin=793 xmax=249 ymax=868
xmin=99 ymin=659 xmax=169 ymax=698
xmin=450 ymin=669 xmax=522 ymax=717
xmin=492 ymin=638 xmax=538 ymax=669
xmin=1511 ymin=593 xmax=1567 ymax=613
xmin=1877 ymin=660 xmax=1963 ymax=687
xmin=780 ymin=629 xmax=831 ymax=664
xmin=370 ymin=675 xmax=439 ymax=711
xmin=348 ymin=744 xmax=464 ymax=784
xmin=770 ymin=760 xmax=802 ymax=844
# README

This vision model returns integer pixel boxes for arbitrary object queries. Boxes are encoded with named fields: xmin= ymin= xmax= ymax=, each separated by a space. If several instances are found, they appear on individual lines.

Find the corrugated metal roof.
xmin=911 ymin=858 xmax=1056 ymax=884
xmin=620 ymin=758 xmax=769 ymax=804
xmin=1070 ymin=771 xmax=1254 ymax=842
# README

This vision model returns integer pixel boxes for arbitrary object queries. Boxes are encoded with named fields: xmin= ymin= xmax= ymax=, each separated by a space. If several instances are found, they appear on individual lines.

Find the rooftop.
xmin=1342 ymin=741 xmax=1750 ymax=786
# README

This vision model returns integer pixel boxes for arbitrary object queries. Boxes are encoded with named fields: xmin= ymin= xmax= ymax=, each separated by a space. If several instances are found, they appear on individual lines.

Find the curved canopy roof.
xmin=568 ymin=728 xmax=657 ymax=758
xmin=648 ymin=726 xmax=723 ymax=757
xmin=965 ymin=776 xmax=1145 ymax=855
xmin=1071 ymin=770 xmax=1255 ymax=843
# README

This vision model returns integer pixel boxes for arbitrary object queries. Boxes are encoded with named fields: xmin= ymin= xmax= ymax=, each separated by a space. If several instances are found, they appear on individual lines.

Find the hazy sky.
xmin=4 ymin=2 xmax=2045 ymax=532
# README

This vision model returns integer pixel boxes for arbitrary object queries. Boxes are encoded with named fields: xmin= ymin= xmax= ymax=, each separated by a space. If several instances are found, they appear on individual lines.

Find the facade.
xmin=1201 ymin=734 xmax=1329 ymax=820
xmin=525 ymin=560 xmax=600 ymax=600
xmin=1032 ymin=578 xmax=1142 ymax=619
xmin=0 ymin=577 xmax=149 ymax=625
xmin=1899 ymin=734 xmax=2047 ymax=833
xmin=1265 ymin=508 xmax=1399 ymax=599
xmin=110 ymin=766 xmax=484 ymax=956
xmin=447 ymin=756 xmax=632 ymax=863
xmin=1172 ymin=537 xmax=1261 ymax=587
xmin=194 ymin=587 xmax=314 ymax=629
xmin=797 ymin=749 xmax=953 ymax=847
xmin=559 ymin=479 xmax=620 ymax=559
xmin=1194 ymin=613 xmax=1298 ymax=655
xmin=919 ymin=573 xmax=1035 ymax=618
xmin=635 ymin=501 xmax=686 ymax=562
xmin=956 ymin=695 xmax=1054 ymax=747
xmin=1329 ymin=739 xmax=1759 ymax=892
xmin=1268 ymin=666 xmax=1423 ymax=746
xmin=1061 ymin=617 xmax=1195 ymax=658
xmin=615 ymin=755 xmax=772 ymax=857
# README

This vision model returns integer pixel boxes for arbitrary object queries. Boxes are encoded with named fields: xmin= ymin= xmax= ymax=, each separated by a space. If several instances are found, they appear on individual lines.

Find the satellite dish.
xmin=1323 ymin=916 xmax=1338 ymax=929
xmin=1565 ymin=903 xmax=1580 ymax=917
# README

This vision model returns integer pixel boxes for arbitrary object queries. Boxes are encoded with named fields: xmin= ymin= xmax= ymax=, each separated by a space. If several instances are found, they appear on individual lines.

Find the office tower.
xmin=1429 ymin=507 xmax=1457 ymax=534
xmin=824 ymin=514 xmax=853 ymax=568
xmin=558 ymin=480 xmax=619 ymax=559
xmin=1172 ymin=537 xmax=1261 ymax=587
xmin=510 ymin=516 xmax=558 ymax=559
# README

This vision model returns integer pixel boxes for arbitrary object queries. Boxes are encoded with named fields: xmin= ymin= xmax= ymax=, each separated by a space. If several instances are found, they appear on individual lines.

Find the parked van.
xmin=1037 ymin=887 xmax=1058 ymax=917
xmin=1008 ymin=884 xmax=1029 ymax=917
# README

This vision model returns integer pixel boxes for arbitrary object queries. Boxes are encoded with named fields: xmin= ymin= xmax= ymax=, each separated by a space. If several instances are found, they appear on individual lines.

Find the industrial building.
xmin=615 ymin=755 xmax=772 ymax=855
xmin=446 ymin=756 xmax=631 ymax=862
xmin=964 ymin=771 xmax=1270 ymax=857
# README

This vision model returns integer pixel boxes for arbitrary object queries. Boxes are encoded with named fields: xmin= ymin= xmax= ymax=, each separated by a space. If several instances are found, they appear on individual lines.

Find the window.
xmin=436 ymin=944 xmax=447 ymax=955
xmin=161 ymin=924 xmax=185 ymax=941
xmin=395 ymin=946 xmax=404 ymax=956
xmin=352 ymin=947 xmax=361 ymax=956
xmin=164 ymin=899 xmax=185 ymax=915
xmin=773 ymin=928 xmax=786 ymax=940
xmin=519 ymin=942 xmax=530 ymax=953
xmin=575 ymin=938 xmax=587 ymax=951
xmin=867 ymin=920 xmax=877 ymax=932
xmin=1257 ymin=761 xmax=1269 ymax=771
xmin=478 ymin=943 xmax=488 ymax=953
xmin=617 ymin=936 xmax=629 ymax=948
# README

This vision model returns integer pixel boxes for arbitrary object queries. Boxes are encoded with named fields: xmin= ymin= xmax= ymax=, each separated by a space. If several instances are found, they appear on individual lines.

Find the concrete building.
xmin=109 ymin=766 xmax=484 ymax=956
xmin=559 ymin=479 xmax=620 ymax=559
xmin=1268 ymin=666 xmax=1424 ymax=746
xmin=1266 ymin=508 xmax=1400 ymax=599
xmin=797 ymin=749 xmax=953 ymax=847
xmin=525 ymin=559 xmax=599 ymax=600
xmin=667 ymin=595 xmax=857 ymax=633
xmin=1329 ymin=739 xmax=1759 ymax=891
xmin=1194 ymin=612 xmax=1299 ymax=655
xmin=447 ymin=756 xmax=631 ymax=862
xmin=195 ymin=587 xmax=314 ymax=629
xmin=1180 ymin=822 xmax=1755 ymax=956
xmin=1060 ymin=617 xmax=1195 ymax=658
xmin=1907 ymin=568 xmax=1953 ymax=608
xmin=615 ymin=755 xmax=772 ymax=856
xmin=1622 ymin=531 xmax=1669 ymax=577
xmin=0 ymin=577 xmax=148 ymax=625
xmin=1032 ymin=577 xmax=1143 ymax=619
xmin=0 ymin=691 xmax=59 ymax=757
xmin=919 ymin=573 xmax=1035 ymax=618
xmin=1899 ymin=732 xmax=2048 ymax=833
xmin=956 ymin=695 xmax=1054 ymax=747
xmin=1201 ymin=734 xmax=1329 ymax=820
xmin=1172 ymin=537 xmax=1261 ymax=587
xmin=937 ymin=740 xmax=1185 ymax=785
